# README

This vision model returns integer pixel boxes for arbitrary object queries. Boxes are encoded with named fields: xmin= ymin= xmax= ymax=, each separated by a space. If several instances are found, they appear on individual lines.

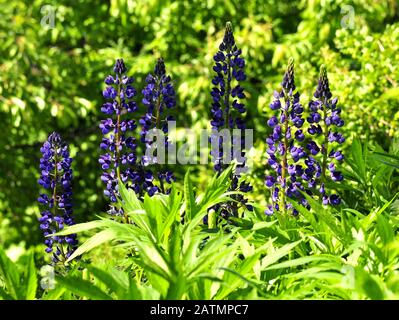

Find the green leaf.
xmin=67 ymin=229 xmax=118 ymax=262
xmin=362 ymin=193 xmax=398 ymax=231
xmin=350 ymin=138 xmax=367 ymax=184
xmin=87 ymin=266 xmax=127 ymax=295
xmin=261 ymin=240 xmax=301 ymax=269
xmin=376 ymin=214 xmax=394 ymax=245
xmin=55 ymin=275 xmax=112 ymax=300
xmin=118 ymin=179 xmax=143 ymax=214
xmin=184 ymin=168 xmax=196 ymax=222
xmin=52 ymin=220 xmax=108 ymax=236
xmin=264 ymin=255 xmax=338 ymax=270
xmin=355 ymin=269 xmax=385 ymax=300
xmin=0 ymin=246 xmax=21 ymax=299
xmin=42 ymin=286 xmax=66 ymax=300
xmin=24 ymin=251 xmax=37 ymax=300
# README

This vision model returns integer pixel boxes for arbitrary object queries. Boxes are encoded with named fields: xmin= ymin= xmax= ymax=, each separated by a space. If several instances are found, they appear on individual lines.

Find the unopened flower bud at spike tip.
xmin=314 ymin=64 xmax=331 ymax=99
xmin=154 ymin=57 xmax=166 ymax=77
xmin=281 ymin=58 xmax=296 ymax=91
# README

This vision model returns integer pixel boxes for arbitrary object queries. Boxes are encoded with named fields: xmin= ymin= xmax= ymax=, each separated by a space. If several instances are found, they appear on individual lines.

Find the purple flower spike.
xmin=99 ymin=59 xmax=141 ymax=214
xmin=264 ymin=59 xmax=310 ymax=216
xmin=139 ymin=58 xmax=177 ymax=196
xmin=306 ymin=65 xmax=345 ymax=206
xmin=209 ymin=22 xmax=252 ymax=220
xmin=38 ymin=132 xmax=78 ymax=263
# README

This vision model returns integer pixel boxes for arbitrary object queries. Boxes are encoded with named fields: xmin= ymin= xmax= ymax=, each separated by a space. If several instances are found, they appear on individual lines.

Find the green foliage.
xmin=1 ymin=0 xmax=399 ymax=301
xmin=0 ymin=247 xmax=37 ymax=299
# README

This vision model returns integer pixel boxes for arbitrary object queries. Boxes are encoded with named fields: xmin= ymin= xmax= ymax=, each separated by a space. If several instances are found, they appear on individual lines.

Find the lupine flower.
xmin=99 ymin=59 xmax=139 ymax=214
xmin=307 ymin=65 xmax=344 ymax=205
xmin=264 ymin=59 xmax=310 ymax=216
xmin=209 ymin=22 xmax=252 ymax=219
xmin=139 ymin=58 xmax=176 ymax=195
xmin=38 ymin=132 xmax=78 ymax=263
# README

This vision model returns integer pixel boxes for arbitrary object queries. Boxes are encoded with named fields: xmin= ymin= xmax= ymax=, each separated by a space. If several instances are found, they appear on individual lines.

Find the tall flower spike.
xmin=99 ymin=59 xmax=139 ymax=215
xmin=265 ymin=59 xmax=310 ymax=216
xmin=38 ymin=132 xmax=78 ymax=264
xmin=209 ymin=22 xmax=252 ymax=220
xmin=307 ymin=65 xmax=344 ymax=205
xmin=139 ymin=58 xmax=176 ymax=196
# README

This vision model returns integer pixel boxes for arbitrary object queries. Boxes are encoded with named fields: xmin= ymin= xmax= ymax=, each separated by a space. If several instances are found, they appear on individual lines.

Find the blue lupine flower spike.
xmin=100 ymin=58 xmax=139 ymax=215
xmin=38 ymin=132 xmax=78 ymax=264
xmin=265 ymin=59 xmax=310 ymax=216
xmin=209 ymin=21 xmax=252 ymax=220
xmin=307 ymin=65 xmax=344 ymax=205
xmin=139 ymin=57 xmax=176 ymax=196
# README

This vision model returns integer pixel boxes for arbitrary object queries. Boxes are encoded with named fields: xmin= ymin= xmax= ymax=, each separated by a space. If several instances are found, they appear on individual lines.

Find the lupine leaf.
xmin=55 ymin=275 xmax=112 ymax=300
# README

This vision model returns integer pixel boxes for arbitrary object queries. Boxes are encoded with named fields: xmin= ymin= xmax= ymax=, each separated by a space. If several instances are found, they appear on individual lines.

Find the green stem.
xmin=321 ymin=100 xmax=329 ymax=181
xmin=154 ymin=80 xmax=166 ymax=194
xmin=116 ymin=83 xmax=122 ymax=181
xmin=280 ymin=95 xmax=290 ymax=216
xmin=225 ymin=52 xmax=231 ymax=130
xmin=53 ymin=152 xmax=66 ymax=264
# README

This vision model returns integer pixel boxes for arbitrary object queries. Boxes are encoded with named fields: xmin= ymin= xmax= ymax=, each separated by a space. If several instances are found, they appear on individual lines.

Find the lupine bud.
xmin=38 ymin=132 xmax=78 ymax=263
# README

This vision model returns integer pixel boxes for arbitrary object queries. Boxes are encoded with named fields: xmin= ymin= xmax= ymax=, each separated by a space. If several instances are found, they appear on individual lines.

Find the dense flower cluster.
xmin=139 ymin=58 xmax=176 ymax=195
xmin=99 ymin=59 xmax=139 ymax=214
xmin=38 ymin=132 xmax=78 ymax=263
xmin=265 ymin=61 xmax=345 ymax=216
xmin=210 ymin=22 xmax=252 ymax=219
xmin=307 ymin=66 xmax=344 ymax=205
xmin=264 ymin=59 xmax=309 ymax=216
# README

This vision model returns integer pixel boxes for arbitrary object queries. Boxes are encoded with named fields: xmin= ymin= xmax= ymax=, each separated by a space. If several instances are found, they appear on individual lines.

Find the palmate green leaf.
xmin=55 ymin=275 xmax=112 ymax=300
xmin=0 ymin=246 xmax=21 ymax=299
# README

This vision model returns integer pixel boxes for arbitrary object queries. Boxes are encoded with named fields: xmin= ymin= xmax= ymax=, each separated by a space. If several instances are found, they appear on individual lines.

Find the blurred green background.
xmin=0 ymin=0 xmax=398 ymax=250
